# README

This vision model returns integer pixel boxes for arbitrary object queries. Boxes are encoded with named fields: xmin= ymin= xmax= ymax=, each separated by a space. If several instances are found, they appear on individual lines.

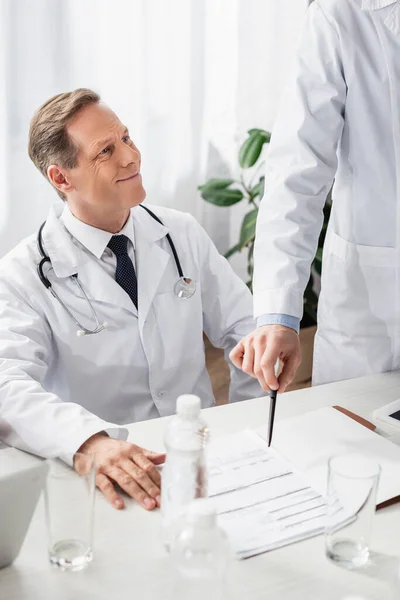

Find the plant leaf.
xmin=247 ymin=129 xmax=271 ymax=142
xmin=239 ymin=208 xmax=258 ymax=248
xmin=250 ymin=176 xmax=265 ymax=199
xmin=247 ymin=241 xmax=254 ymax=278
xmin=200 ymin=188 xmax=244 ymax=207
xmin=198 ymin=178 xmax=234 ymax=192
xmin=315 ymin=248 xmax=323 ymax=262
xmin=239 ymin=133 xmax=269 ymax=169
xmin=224 ymin=243 xmax=241 ymax=260
xmin=313 ymin=248 xmax=323 ymax=275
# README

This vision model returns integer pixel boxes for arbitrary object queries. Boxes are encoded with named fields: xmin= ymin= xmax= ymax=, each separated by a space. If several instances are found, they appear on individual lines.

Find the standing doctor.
xmin=0 ymin=88 xmax=262 ymax=510
xmin=231 ymin=0 xmax=400 ymax=391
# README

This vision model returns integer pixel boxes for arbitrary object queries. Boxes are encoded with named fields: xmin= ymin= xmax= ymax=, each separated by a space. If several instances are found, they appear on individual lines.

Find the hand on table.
xmin=229 ymin=324 xmax=302 ymax=393
xmin=75 ymin=434 xmax=165 ymax=511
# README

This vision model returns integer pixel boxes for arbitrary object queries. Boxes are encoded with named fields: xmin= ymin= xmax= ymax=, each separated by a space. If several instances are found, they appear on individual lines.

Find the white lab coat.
xmin=253 ymin=0 xmax=400 ymax=385
xmin=0 ymin=203 xmax=261 ymax=462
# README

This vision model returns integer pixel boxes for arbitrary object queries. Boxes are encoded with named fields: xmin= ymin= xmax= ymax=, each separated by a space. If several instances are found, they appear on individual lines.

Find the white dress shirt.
xmin=60 ymin=202 xmax=160 ymax=422
xmin=61 ymin=203 xmax=136 ymax=272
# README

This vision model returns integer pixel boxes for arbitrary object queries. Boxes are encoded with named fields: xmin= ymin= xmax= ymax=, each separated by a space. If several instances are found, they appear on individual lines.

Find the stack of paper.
xmin=205 ymin=406 xmax=400 ymax=558
xmin=206 ymin=430 xmax=349 ymax=559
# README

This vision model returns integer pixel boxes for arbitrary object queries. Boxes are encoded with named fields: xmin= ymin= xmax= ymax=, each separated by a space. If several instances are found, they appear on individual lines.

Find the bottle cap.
xmin=186 ymin=499 xmax=217 ymax=527
xmin=176 ymin=395 xmax=201 ymax=419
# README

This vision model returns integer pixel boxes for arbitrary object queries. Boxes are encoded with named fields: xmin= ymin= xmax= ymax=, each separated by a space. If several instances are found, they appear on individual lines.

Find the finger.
xmin=253 ymin=338 xmax=279 ymax=392
xmin=229 ymin=341 xmax=245 ymax=369
xmin=278 ymin=354 xmax=301 ymax=393
xmin=241 ymin=342 xmax=255 ymax=376
xmin=260 ymin=346 xmax=279 ymax=391
xmin=253 ymin=339 xmax=271 ymax=392
xmin=106 ymin=465 xmax=156 ymax=510
xmin=141 ymin=449 xmax=166 ymax=465
xmin=122 ymin=459 xmax=160 ymax=502
xmin=132 ymin=451 xmax=162 ymax=488
xmin=96 ymin=473 xmax=125 ymax=510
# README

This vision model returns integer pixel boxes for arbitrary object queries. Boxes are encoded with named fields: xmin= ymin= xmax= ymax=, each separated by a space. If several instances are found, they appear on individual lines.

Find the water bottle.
xmin=170 ymin=500 xmax=230 ymax=600
xmin=161 ymin=395 xmax=208 ymax=551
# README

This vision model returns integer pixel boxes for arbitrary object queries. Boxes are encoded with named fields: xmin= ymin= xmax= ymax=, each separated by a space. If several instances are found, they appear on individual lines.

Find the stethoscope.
xmin=37 ymin=205 xmax=196 ymax=337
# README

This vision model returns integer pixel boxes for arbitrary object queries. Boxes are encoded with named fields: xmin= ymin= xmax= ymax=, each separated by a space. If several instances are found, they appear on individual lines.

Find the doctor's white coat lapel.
xmin=361 ymin=0 xmax=400 ymax=35
xmin=42 ymin=204 xmax=138 ymax=317
xmin=132 ymin=205 xmax=171 ymax=332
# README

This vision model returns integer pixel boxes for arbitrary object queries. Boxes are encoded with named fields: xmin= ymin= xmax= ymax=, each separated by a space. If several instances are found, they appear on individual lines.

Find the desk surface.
xmin=2 ymin=372 xmax=400 ymax=600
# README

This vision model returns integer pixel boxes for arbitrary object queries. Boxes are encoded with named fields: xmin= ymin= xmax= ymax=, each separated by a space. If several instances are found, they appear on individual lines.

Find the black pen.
xmin=267 ymin=389 xmax=277 ymax=448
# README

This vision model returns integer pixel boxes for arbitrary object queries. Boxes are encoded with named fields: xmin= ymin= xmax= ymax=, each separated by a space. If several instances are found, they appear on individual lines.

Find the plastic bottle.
xmin=170 ymin=499 xmax=230 ymax=600
xmin=161 ymin=395 xmax=208 ymax=550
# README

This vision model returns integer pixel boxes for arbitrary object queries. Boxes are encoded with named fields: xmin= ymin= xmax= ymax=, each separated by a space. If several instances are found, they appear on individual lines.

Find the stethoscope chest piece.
xmin=174 ymin=277 xmax=196 ymax=299
xmin=37 ymin=205 xmax=196 ymax=336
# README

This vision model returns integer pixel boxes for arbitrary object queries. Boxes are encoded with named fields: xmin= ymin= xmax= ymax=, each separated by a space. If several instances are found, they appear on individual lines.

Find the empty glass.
xmin=325 ymin=453 xmax=380 ymax=569
xmin=44 ymin=453 xmax=96 ymax=571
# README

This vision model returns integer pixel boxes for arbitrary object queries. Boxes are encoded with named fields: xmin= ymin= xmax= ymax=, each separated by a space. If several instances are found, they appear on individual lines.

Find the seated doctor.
xmin=0 ymin=88 xmax=263 ymax=511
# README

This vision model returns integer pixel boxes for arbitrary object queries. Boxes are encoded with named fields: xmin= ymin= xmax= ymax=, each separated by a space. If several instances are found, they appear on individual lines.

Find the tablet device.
xmin=0 ymin=461 xmax=48 ymax=568
xmin=373 ymin=399 xmax=400 ymax=430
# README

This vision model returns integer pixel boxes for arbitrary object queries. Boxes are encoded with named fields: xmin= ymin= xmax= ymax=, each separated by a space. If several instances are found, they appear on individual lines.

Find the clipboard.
xmin=333 ymin=405 xmax=400 ymax=510
xmin=258 ymin=405 xmax=400 ymax=508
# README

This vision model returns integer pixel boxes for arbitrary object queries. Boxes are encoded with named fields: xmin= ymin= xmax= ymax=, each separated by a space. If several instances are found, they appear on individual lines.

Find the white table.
xmin=2 ymin=372 xmax=400 ymax=600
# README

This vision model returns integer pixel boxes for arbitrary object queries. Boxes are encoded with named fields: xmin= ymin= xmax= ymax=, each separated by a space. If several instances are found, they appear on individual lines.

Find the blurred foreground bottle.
xmin=170 ymin=500 xmax=230 ymax=600
xmin=161 ymin=395 xmax=208 ymax=550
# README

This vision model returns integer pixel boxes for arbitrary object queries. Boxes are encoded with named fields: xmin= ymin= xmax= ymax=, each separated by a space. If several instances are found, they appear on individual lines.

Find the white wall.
xmin=229 ymin=0 xmax=310 ymax=279
xmin=0 ymin=0 xmax=309 ymax=279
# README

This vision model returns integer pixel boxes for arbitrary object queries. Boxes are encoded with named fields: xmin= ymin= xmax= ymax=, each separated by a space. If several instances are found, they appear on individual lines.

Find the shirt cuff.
xmin=256 ymin=313 xmax=300 ymax=333
xmin=61 ymin=425 xmax=129 ymax=467
xmin=104 ymin=427 xmax=129 ymax=442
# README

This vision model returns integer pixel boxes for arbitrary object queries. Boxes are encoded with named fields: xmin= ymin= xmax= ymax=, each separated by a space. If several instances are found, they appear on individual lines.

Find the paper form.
xmin=206 ymin=430 xmax=350 ymax=559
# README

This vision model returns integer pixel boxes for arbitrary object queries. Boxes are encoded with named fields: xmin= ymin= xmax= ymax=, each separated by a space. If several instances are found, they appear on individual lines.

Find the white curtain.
xmin=0 ymin=0 xmax=309 ymax=278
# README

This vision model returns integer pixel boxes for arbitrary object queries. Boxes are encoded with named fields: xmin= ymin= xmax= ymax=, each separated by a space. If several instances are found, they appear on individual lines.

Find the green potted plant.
xmin=198 ymin=128 xmax=331 ymax=386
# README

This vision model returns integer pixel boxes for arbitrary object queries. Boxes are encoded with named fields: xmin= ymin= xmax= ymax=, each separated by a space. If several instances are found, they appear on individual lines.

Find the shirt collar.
xmin=361 ymin=0 xmax=397 ymax=10
xmin=60 ymin=204 xmax=136 ymax=259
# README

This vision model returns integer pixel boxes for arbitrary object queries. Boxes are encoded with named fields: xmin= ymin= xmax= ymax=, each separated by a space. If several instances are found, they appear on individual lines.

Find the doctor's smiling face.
xmin=63 ymin=103 xmax=146 ymax=219
xmin=56 ymin=103 xmax=145 ymax=230
xmin=29 ymin=89 xmax=146 ymax=232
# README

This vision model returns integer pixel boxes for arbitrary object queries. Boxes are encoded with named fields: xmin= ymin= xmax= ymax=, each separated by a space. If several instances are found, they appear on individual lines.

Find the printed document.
xmin=206 ymin=430 xmax=348 ymax=559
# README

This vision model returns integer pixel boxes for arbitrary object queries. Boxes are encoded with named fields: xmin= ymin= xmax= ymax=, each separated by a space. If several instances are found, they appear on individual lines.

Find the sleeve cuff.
xmin=256 ymin=313 xmax=300 ymax=333
xmin=253 ymin=288 xmax=303 ymax=321
xmin=105 ymin=427 xmax=129 ymax=442
xmin=60 ymin=423 xmax=129 ymax=467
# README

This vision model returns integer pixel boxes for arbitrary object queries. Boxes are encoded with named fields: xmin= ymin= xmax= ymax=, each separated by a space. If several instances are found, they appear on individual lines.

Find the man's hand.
xmin=229 ymin=325 xmax=302 ymax=393
xmin=75 ymin=434 xmax=165 ymax=511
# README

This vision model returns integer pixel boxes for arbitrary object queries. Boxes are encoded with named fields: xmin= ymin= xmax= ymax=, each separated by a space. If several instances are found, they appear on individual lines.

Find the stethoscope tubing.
xmin=36 ymin=206 xmax=194 ymax=335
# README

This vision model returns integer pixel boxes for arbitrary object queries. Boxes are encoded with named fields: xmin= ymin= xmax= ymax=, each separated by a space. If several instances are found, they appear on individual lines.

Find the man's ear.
xmin=47 ymin=165 xmax=74 ymax=195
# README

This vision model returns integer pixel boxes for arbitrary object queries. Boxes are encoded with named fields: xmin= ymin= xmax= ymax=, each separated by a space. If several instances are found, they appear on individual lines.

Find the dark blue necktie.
xmin=107 ymin=235 xmax=138 ymax=309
